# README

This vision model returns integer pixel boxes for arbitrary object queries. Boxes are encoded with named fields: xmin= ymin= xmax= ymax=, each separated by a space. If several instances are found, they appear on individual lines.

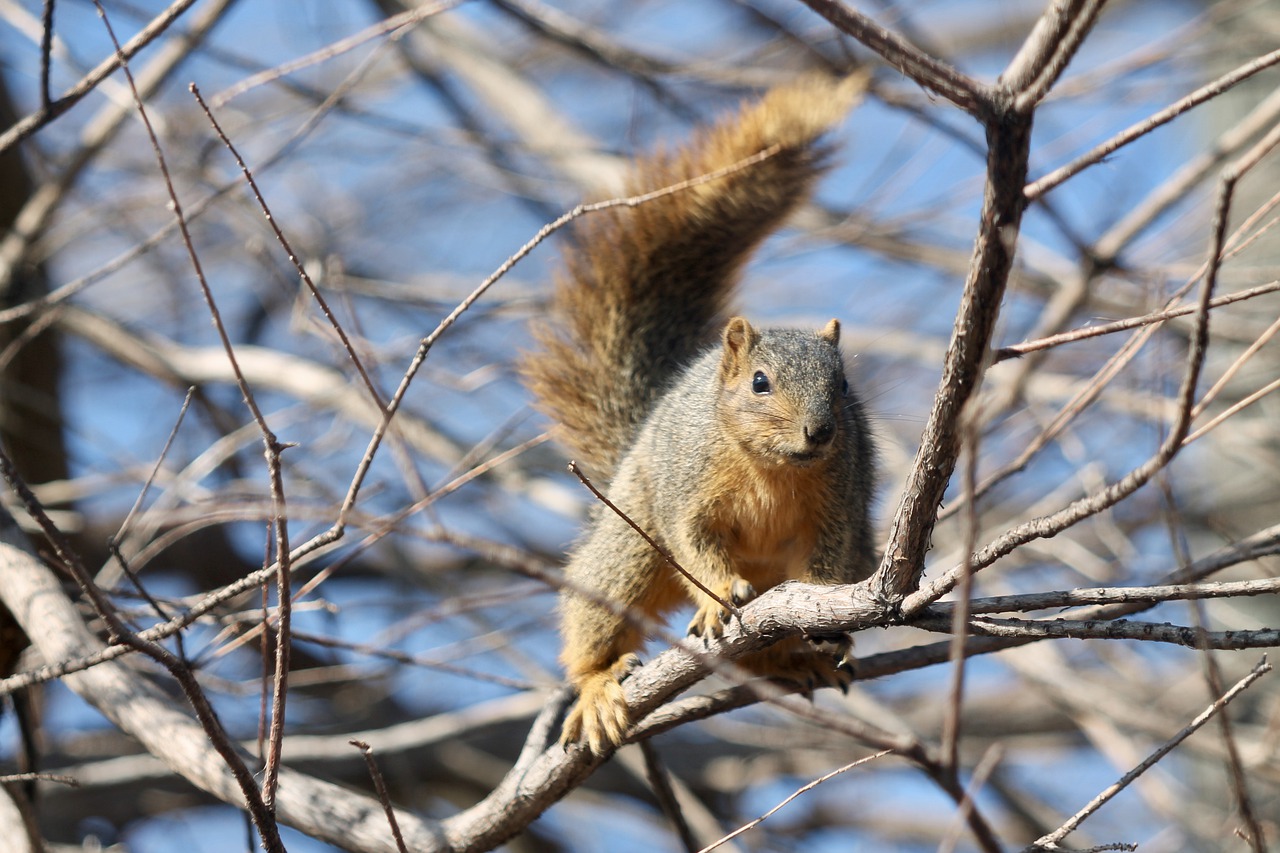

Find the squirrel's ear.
xmin=721 ymin=317 xmax=759 ymax=378
xmin=818 ymin=318 xmax=841 ymax=344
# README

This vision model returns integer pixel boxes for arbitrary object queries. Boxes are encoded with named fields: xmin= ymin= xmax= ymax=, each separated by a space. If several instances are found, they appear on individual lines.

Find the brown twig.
xmin=106 ymin=388 xmax=196 ymax=656
xmin=1191 ymin=602 xmax=1268 ymax=853
xmin=938 ymin=743 xmax=1004 ymax=853
xmin=38 ymin=0 xmax=55 ymax=109
xmin=1185 ymin=375 xmax=1280 ymax=445
xmin=1026 ymin=45 xmax=1280 ymax=200
xmin=89 ymin=0 xmax=294 ymax=816
xmin=698 ymin=751 xmax=891 ymax=853
xmin=639 ymin=739 xmax=699 ymax=853
xmin=289 ymin=629 xmax=539 ymax=690
xmin=0 ymin=0 xmax=202 ymax=155
xmin=190 ymin=83 xmax=387 ymax=411
xmin=350 ymin=740 xmax=410 ymax=853
xmin=915 ymin=613 xmax=1280 ymax=650
xmin=941 ymin=405 xmax=982 ymax=775
xmin=211 ymin=0 xmax=463 ymax=107
xmin=0 ymin=771 xmax=78 ymax=787
xmin=936 ymin=573 xmax=1280 ymax=616
xmin=1192 ymin=303 xmax=1280 ymax=419
xmin=1025 ymin=658 xmax=1271 ymax=851
xmin=796 ymin=0 xmax=986 ymax=115
xmin=0 ymin=448 xmax=283 ymax=851
xmin=1006 ymin=0 xmax=1107 ymax=111
xmin=568 ymin=461 xmax=739 ymax=619
xmin=994 ymin=280 xmax=1280 ymax=362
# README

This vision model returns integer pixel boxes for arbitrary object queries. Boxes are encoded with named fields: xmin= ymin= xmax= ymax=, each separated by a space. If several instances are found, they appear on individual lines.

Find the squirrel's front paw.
xmin=560 ymin=655 xmax=638 ymax=754
xmin=686 ymin=578 xmax=756 ymax=639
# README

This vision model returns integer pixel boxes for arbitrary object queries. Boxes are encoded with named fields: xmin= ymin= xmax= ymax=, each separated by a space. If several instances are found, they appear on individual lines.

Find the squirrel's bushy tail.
xmin=523 ymin=74 xmax=866 ymax=479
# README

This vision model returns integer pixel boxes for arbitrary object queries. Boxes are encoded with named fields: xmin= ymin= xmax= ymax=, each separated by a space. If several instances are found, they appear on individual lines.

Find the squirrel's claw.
xmin=807 ymin=632 xmax=857 ymax=674
xmin=793 ymin=655 xmax=854 ymax=697
xmin=686 ymin=602 xmax=728 ymax=638
xmin=687 ymin=576 xmax=756 ymax=638
xmin=730 ymin=578 xmax=757 ymax=607
xmin=746 ymin=636 xmax=856 ymax=697
xmin=561 ymin=654 xmax=638 ymax=754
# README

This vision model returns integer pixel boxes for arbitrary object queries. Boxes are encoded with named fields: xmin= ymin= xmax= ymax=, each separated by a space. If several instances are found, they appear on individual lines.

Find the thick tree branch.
xmin=0 ymin=521 xmax=445 ymax=852
xmin=874 ymin=108 xmax=1033 ymax=601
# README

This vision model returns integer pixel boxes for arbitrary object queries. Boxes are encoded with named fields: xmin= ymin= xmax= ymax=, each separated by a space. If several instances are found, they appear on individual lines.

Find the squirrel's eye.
xmin=841 ymin=378 xmax=850 ymax=397
xmin=751 ymin=371 xmax=772 ymax=395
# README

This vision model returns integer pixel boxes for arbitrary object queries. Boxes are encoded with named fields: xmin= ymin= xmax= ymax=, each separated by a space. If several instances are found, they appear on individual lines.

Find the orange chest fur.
xmin=699 ymin=453 xmax=832 ymax=587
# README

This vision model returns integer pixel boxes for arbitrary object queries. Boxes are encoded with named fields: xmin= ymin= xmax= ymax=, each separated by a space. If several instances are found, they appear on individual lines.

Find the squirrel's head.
xmin=717 ymin=316 xmax=852 ymax=467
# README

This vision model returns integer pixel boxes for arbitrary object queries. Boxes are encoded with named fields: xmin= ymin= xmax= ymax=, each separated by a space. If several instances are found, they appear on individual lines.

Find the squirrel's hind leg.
xmin=743 ymin=636 xmax=854 ymax=694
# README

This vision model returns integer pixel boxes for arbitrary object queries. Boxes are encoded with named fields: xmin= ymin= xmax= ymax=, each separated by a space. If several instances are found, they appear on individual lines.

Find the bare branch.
xmin=351 ymin=741 xmax=411 ymax=853
xmin=875 ymin=104 xmax=1032 ymax=599
xmin=698 ymin=751 xmax=891 ymax=853
xmin=796 ymin=0 xmax=987 ymax=115
xmin=1027 ymin=45 xmax=1280 ymax=200
xmin=1025 ymin=658 xmax=1271 ymax=850
xmin=916 ymin=614 xmax=1280 ymax=651
xmin=0 ymin=0 xmax=202 ymax=155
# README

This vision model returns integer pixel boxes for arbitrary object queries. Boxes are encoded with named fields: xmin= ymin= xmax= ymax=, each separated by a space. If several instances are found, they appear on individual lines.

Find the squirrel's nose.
xmin=804 ymin=419 xmax=835 ymax=448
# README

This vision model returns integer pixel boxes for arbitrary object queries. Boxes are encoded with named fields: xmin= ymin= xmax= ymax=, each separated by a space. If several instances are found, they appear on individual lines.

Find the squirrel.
xmin=522 ymin=74 xmax=877 ymax=754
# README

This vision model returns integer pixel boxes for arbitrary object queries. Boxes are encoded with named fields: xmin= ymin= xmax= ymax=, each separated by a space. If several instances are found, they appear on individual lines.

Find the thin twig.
xmin=1191 ymin=293 xmax=1280 ymax=418
xmin=1027 ymin=658 xmax=1271 ymax=850
xmin=0 ymin=447 xmax=283 ymax=851
xmin=1026 ymin=45 xmax=1280 ymax=200
xmin=938 ymin=744 xmax=1005 ymax=853
xmin=915 ymin=613 xmax=1280 ymax=650
xmin=1009 ymin=0 xmax=1107 ymax=111
xmin=0 ymin=771 xmax=78 ymax=787
xmin=1185 ymin=375 xmax=1280 ymax=445
xmin=39 ymin=0 xmax=55 ymax=109
xmin=0 ymin=0 xmax=202 ymax=155
xmin=104 ymin=388 xmax=197 ymax=659
xmin=190 ymin=84 xmax=386 ymax=410
xmin=994 ymin=280 xmax=1280 ymax=362
xmin=639 ymin=740 xmax=699 ymax=853
xmin=935 ymin=573 xmax=1280 ymax=616
xmin=941 ymin=406 xmax=982 ymax=774
xmin=1191 ymin=602 xmax=1268 ymax=853
xmin=89 ymin=0 xmax=294 ymax=818
xmin=796 ymin=0 xmax=987 ymax=114
xmin=350 ymin=740 xmax=410 ymax=853
xmin=211 ymin=0 xmax=463 ymax=107
xmin=112 ymin=387 xmax=195 ymax=543
xmin=698 ymin=751 xmax=891 ymax=853
xmin=290 ymin=629 xmax=539 ymax=690
xmin=568 ymin=461 xmax=739 ymax=619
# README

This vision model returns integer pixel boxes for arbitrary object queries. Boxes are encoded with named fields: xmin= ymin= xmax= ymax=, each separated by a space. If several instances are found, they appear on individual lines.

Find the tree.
xmin=1 ymin=1 xmax=1279 ymax=851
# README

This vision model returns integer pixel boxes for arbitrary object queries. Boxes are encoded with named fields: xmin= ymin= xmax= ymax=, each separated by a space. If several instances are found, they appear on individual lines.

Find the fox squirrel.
xmin=522 ymin=75 xmax=877 ymax=754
